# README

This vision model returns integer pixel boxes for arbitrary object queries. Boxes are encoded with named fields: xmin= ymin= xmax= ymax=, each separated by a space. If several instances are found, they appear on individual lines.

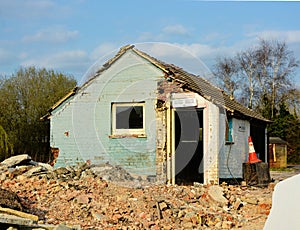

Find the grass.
xmin=269 ymin=167 xmax=294 ymax=172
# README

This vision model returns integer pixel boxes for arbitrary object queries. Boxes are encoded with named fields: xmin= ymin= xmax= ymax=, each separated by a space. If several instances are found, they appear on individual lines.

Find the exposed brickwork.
xmin=155 ymin=107 xmax=167 ymax=183
xmin=157 ymin=79 xmax=183 ymax=102
xmin=155 ymin=79 xmax=184 ymax=183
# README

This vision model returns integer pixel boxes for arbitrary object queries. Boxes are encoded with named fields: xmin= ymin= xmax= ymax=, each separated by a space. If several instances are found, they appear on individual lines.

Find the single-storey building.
xmin=268 ymin=137 xmax=288 ymax=168
xmin=42 ymin=44 xmax=270 ymax=185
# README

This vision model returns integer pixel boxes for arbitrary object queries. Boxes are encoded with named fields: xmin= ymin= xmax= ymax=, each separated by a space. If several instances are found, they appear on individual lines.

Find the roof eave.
xmin=40 ymin=87 xmax=78 ymax=121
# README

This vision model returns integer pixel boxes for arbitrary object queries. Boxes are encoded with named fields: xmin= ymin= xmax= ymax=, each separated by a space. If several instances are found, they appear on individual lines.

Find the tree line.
xmin=213 ymin=39 xmax=300 ymax=163
xmin=0 ymin=67 xmax=76 ymax=162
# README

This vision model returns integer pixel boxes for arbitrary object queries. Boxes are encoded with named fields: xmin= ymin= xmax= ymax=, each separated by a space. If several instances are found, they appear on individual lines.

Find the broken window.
xmin=112 ymin=102 xmax=145 ymax=136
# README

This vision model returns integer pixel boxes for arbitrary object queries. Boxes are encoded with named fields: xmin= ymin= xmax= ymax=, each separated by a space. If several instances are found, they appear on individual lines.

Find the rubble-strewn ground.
xmin=0 ymin=155 xmax=299 ymax=230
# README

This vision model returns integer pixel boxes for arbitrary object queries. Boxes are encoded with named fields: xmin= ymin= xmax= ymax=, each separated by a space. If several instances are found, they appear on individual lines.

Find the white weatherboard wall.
xmin=50 ymin=50 xmax=164 ymax=176
xmin=219 ymin=117 xmax=250 ymax=178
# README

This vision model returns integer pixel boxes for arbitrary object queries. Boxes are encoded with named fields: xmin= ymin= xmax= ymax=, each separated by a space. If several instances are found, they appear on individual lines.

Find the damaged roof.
xmin=132 ymin=45 xmax=269 ymax=122
xmin=42 ymin=44 xmax=269 ymax=122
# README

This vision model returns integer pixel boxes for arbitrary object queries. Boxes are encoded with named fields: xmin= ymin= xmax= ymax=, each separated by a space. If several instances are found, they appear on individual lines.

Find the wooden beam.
xmin=0 ymin=207 xmax=39 ymax=222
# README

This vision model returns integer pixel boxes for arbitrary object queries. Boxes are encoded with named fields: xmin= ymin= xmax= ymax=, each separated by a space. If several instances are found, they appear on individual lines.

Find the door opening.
xmin=174 ymin=108 xmax=203 ymax=184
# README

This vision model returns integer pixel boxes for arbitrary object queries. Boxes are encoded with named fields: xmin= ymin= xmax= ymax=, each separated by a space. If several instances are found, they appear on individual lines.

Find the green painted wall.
xmin=50 ymin=50 xmax=164 ymax=176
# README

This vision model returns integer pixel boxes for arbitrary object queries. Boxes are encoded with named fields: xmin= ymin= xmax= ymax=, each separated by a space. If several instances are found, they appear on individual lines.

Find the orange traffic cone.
xmin=247 ymin=136 xmax=262 ymax=164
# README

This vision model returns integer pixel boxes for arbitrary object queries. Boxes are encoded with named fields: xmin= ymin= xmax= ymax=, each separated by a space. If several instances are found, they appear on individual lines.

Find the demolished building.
xmin=41 ymin=45 xmax=270 ymax=185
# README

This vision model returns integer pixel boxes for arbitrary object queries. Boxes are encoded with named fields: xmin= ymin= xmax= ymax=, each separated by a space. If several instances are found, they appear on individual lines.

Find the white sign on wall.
xmin=172 ymin=98 xmax=197 ymax=108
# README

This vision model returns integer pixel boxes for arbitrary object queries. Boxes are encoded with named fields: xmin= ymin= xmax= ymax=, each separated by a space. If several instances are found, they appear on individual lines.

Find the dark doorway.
xmin=250 ymin=121 xmax=267 ymax=162
xmin=175 ymin=108 xmax=203 ymax=184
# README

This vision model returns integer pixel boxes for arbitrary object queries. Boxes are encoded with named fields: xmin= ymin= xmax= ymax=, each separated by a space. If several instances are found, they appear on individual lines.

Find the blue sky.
xmin=1 ymin=0 xmax=300 ymax=86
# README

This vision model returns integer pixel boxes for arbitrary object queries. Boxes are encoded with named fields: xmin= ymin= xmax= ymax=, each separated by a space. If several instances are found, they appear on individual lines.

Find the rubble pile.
xmin=0 ymin=188 xmax=24 ymax=211
xmin=0 ymin=155 xmax=273 ymax=229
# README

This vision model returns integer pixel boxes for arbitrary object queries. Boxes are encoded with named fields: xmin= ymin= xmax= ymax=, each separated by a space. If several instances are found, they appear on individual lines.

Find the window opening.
xmin=112 ymin=102 xmax=145 ymax=136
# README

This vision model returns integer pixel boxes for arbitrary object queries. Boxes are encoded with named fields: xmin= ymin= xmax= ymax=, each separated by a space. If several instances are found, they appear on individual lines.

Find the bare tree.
xmin=284 ymin=88 xmax=300 ymax=117
xmin=249 ymin=40 xmax=299 ymax=118
xmin=214 ymin=39 xmax=299 ymax=118
xmin=255 ymin=40 xmax=271 ymax=97
xmin=236 ymin=48 xmax=260 ymax=109
xmin=263 ymin=40 xmax=298 ymax=118
xmin=213 ymin=57 xmax=240 ymax=99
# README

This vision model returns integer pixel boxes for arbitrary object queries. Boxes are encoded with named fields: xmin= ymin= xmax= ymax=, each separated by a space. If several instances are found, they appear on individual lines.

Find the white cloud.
xmin=137 ymin=24 xmax=191 ymax=42
xmin=136 ymin=29 xmax=300 ymax=68
xmin=135 ymin=29 xmax=261 ymax=64
xmin=134 ymin=40 xmax=262 ymax=81
xmin=0 ymin=48 xmax=15 ymax=65
xmin=0 ymin=0 xmax=56 ymax=18
xmin=90 ymin=43 xmax=120 ymax=61
xmin=177 ymin=43 xmax=216 ymax=58
xmin=136 ymin=42 xmax=193 ymax=58
xmin=135 ymin=42 xmax=240 ymax=63
xmin=135 ymin=42 xmax=213 ymax=78
xmin=77 ymin=42 xmax=123 ymax=84
xmin=18 ymin=52 xmax=28 ymax=60
xmin=22 ymin=26 xmax=79 ymax=43
xmin=162 ymin=24 xmax=190 ymax=36
xmin=21 ymin=50 xmax=90 ymax=72
xmin=247 ymin=30 xmax=300 ymax=44
xmin=137 ymin=32 xmax=157 ymax=42
xmin=22 ymin=50 xmax=92 ymax=82
xmin=51 ymin=50 xmax=89 ymax=65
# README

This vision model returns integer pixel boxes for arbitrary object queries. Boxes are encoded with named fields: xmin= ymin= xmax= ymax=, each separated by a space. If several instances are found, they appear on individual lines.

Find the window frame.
xmin=111 ymin=102 xmax=146 ymax=137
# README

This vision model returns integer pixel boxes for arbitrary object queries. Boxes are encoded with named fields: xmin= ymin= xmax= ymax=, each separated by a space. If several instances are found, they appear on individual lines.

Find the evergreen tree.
xmin=268 ymin=103 xmax=300 ymax=163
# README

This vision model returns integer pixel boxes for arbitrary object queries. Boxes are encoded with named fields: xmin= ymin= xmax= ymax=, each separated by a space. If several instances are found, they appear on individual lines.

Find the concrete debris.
xmin=0 ymin=213 xmax=35 ymax=226
xmin=207 ymin=185 xmax=228 ymax=207
xmin=0 ymin=154 xmax=32 ymax=167
xmin=90 ymin=163 xmax=135 ymax=182
xmin=241 ymin=197 xmax=258 ymax=205
xmin=0 ymin=154 xmax=289 ymax=229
